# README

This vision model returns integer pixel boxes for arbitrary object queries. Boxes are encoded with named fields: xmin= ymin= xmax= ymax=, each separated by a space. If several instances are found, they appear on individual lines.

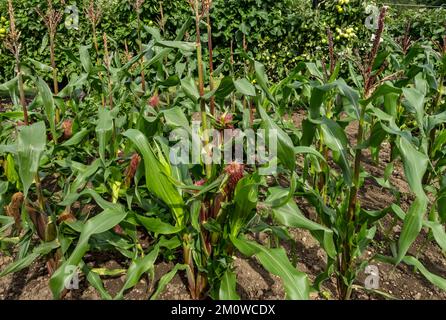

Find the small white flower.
xmin=371 ymin=34 xmax=383 ymax=43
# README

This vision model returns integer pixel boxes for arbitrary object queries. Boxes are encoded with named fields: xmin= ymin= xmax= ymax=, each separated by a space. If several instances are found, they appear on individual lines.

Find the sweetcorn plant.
xmin=260 ymin=7 xmax=446 ymax=299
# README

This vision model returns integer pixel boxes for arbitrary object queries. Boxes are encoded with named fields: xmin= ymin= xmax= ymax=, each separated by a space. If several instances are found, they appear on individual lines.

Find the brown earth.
xmin=1 ymin=111 xmax=446 ymax=300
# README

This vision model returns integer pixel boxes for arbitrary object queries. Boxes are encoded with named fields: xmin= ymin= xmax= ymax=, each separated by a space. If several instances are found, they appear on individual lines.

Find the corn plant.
xmin=4 ymin=0 xmax=28 ymax=125
xmin=264 ymin=7 xmax=446 ymax=299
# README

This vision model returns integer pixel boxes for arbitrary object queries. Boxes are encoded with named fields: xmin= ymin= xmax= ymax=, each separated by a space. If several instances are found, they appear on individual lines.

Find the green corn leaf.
xmin=396 ymin=137 xmax=428 ymax=199
xmin=0 ymin=240 xmax=59 ymax=277
xmin=305 ymin=62 xmax=324 ymax=79
xmin=159 ymin=75 xmax=180 ymax=87
xmin=308 ymin=83 xmax=337 ymax=120
xmin=190 ymin=200 xmax=201 ymax=232
xmin=36 ymin=78 xmax=56 ymax=142
xmin=181 ymin=76 xmax=200 ymax=102
xmin=80 ymin=45 xmax=93 ymax=74
xmin=123 ymin=129 xmax=184 ymax=226
xmin=424 ymin=220 xmax=446 ymax=253
xmin=265 ymin=172 xmax=297 ymax=209
xmin=259 ymin=107 xmax=295 ymax=171
xmin=60 ymin=160 xmax=102 ymax=205
xmin=214 ymin=76 xmax=235 ymax=102
xmin=427 ymin=111 xmax=446 ymax=133
xmin=396 ymin=198 xmax=427 ymax=264
xmin=396 ymin=137 xmax=429 ymax=263
xmin=58 ymin=73 xmax=88 ymax=98
xmin=156 ymin=40 xmax=196 ymax=52
xmin=255 ymin=61 xmax=277 ymax=106
xmin=27 ymin=58 xmax=53 ymax=73
xmin=137 ymin=215 xmax=183 ymax=235
xmin=219 ymin=269 xmax=240 ymax=300
xmin=90 ymin=268 xmax=126 ymax=277
xmin=230 ymin=174 xmax=260 ymax=237
xmin=61 ymin=128 xmax=90 ymax=147
xmin=384 ymin=92 xmax=400 ymax=118
xmin=267 ymin=188 xmax=336 ymax=259
xmin=391 ymin=204 xmax=446 ymax=253
xmin=294 ymin=146 xmax=327 ymax=163
xmin=62 ymin=188 xmax=118 ymax=211
xmin=320 ymin=117 xmax=352 ymax=186
xmin=162 ymin=107 xmax=190 ymax=133
xmin=309 ymin=80 xmax=358 ymax=120
xmin=17 ymin=122 xmax=46 ymax=198
xmin=366 ymin=82 xmax=402 ymax=105
xmin=80 ymin=261 xmax=113 ymax=300
xmin=0 ymin=76 xmax=18 ymax=93
xmin=96 ymin=108 xmax=114 ymax=164
xmin=150 ymin=264 xmax=189 ymax=300
xmin=438 ymin=177 xmax=446 ymax=223
xmin=0 ymin=181 xmax=8 ymax=195
xmin=158 ymin=236 xmax=182 ymax=250
xmin=0 ymin=111 xmax=25 ymax=121
xmin=231 ymin=235 xmax=309 ymax=300
xmin=49 ymin=207 xmax=127 ymax=298
xmin=5 ymin=154 xmax=19 ymax=184
xmin=431 ymin=129 xmax=446 ymax=157
xmin=234 ymin=78 xmax=256 ymax=97
xmin=0 ymin=215 xmax=14 ymax=234
xmin=335 ymin=79 xmax=360 ymax=114
xmin=402 ymin=87 xmax=426 ymax=132
xmin=115 ymin=244 xmax=160 ymax=299
xmin=402 ymin=256 xmax=446 ymax=291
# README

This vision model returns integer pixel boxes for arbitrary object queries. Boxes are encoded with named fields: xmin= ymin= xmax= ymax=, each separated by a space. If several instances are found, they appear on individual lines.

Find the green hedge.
xmin=0 ymin=0 xmax=189 ymax=83
xmin=0 ymin=0 xmax=445 ymax=83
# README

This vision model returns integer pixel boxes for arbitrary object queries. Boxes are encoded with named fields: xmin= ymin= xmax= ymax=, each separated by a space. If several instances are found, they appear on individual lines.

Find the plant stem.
xmin=194 ymin=0 xmax=211 ymax=178
xmin=340 ymin=104 xmax=366 ymax=299
xmin=339 ymin=8 xmax=387 ymax=298
xmin=136 ymin=9 xmax=146 ymax=92
xmin=424 ymin=75 xmax=444 ymax=184
xmin=183 ymin=233 xmax=197 ymax=299
xmin=207 ymin=13 xmax=215 ymax=116
xmin=347 ymin=112 xmax=365 ymax=222
xmin=16 ymin=58 xmax=29 ymax=126
xmin=49 ymin=34 xmax=60 ymax=123
xmin=230 ymin=39 xmax=236 ymax=112
xmin=318 ymin=99 xmax=333 ymax=204
xmin=49 ymin=35 xmax=58 ymax=95
xmin=7 ymin=0 xmax=28 ymax=125
xmin=103 ymin=33 xmax=113 ymax=108
xmin=34 ymin=173 xmax=45 ymax=212
xmin=92 ymin=24 xmax=106 ymax=108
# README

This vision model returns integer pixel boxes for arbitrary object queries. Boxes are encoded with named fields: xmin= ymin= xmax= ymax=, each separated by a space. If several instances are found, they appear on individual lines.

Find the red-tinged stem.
xmin=207 ymin=13 xmax=215 ymax=116
xmin=136 ymin=9 xmax=146 ymax=92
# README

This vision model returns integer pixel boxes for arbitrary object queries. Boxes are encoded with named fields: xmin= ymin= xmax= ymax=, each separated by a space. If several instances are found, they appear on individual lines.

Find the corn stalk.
xmin=36 ymin=0 xmax=64 ymax=123
xmin=5 ymin=0 xmax=28 ymax=126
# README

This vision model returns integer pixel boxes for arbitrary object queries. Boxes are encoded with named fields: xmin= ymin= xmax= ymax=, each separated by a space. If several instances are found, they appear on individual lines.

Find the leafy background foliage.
xmin=1 ymin=0 xmax=445 ymax=83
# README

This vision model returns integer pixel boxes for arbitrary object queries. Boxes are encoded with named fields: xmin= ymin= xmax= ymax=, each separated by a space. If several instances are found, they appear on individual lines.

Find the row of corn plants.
xmin=0 ymin=0 xmax=445 ymax=300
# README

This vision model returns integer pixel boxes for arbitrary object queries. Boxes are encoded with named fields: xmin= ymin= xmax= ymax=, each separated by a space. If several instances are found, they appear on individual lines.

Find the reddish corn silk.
xmin=62 ymin=119 xmax=73 ymax=139
xmin=125 ymin=153 xmax=141 ymax=185
xmin=129 ymin=153 xmax=141 ymax=175
xmin=194 ymin=178 xmax=207 ymax=186
xmin=113 ymin=224 xmax=124 ymax=235
xmin=224 ymin=162 xmax=245 ymax=192
xmin=149 ymin=94 xmax=160 ymax=107
xmin=220 ymin=112 xmax=234 ymax=129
